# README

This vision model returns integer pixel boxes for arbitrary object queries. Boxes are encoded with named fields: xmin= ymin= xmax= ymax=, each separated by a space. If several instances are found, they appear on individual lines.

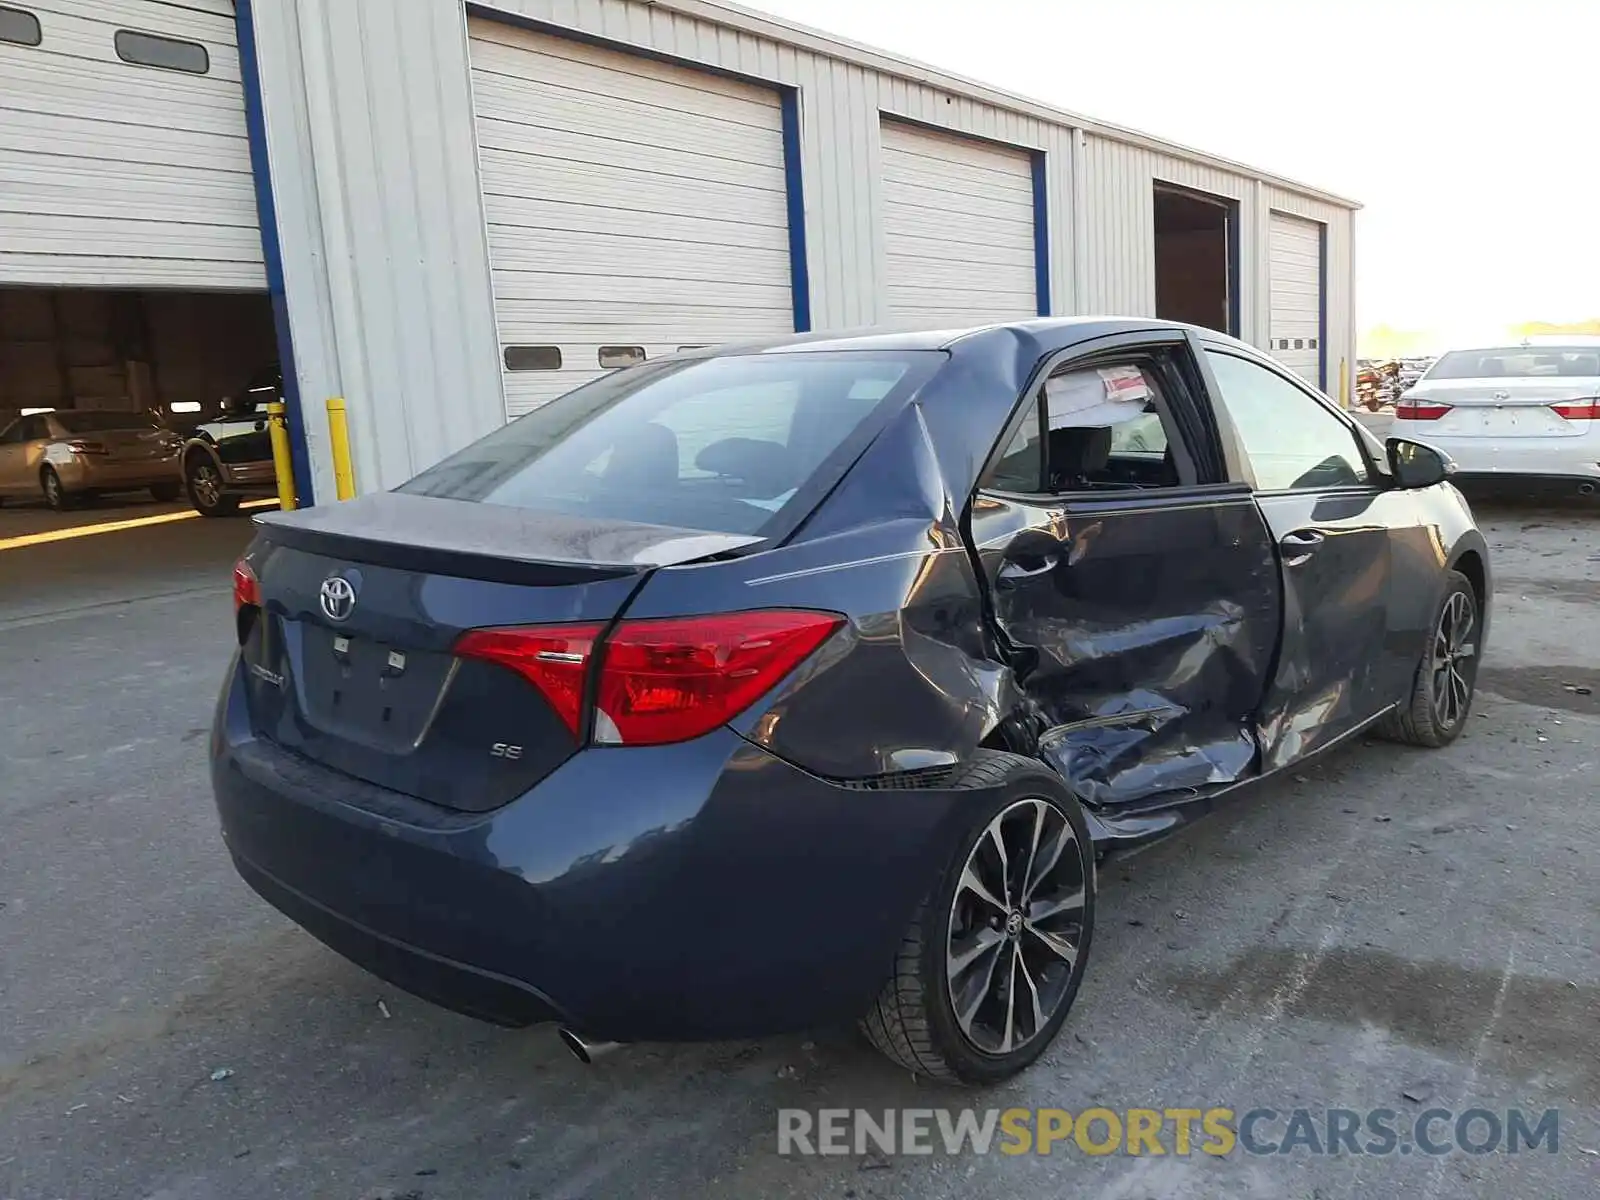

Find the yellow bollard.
xmin=326 ymin=396 xmax=356 ymax=501
xmin=264 ymin=401 xmax=297 ymax=512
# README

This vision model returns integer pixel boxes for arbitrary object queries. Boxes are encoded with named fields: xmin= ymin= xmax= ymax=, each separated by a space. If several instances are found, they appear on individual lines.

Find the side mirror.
xmin=1387 ymin=437 xmax=1453 ymax=489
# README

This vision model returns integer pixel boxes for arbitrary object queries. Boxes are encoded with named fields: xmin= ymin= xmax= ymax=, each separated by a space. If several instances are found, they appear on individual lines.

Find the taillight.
xmin=1550 ymin=398 xmax=1600 ymax=421
xmin=454 ymin=624 xmax=601 ymax=736
xmin=1394 ymin=397 xmax=1452 ymax=421
xmin=232 ymin=559 xmax=260 ymax=613
xmin=455 ymin=610 xmax=844 ymax=746
xmin=593 ymin=611 xmax=844 ymax=745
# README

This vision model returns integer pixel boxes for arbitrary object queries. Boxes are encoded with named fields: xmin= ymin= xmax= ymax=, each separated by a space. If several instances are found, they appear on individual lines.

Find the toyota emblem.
xmin=319 ymin=575 xmax=357 ymax=622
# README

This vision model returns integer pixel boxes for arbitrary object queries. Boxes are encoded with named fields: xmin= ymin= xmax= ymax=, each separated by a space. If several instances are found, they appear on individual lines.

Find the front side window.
xmin=401 ymin=351 xmax=940 ymax=537
xmin=1205 ymin=351 xmax=1368 ymax=491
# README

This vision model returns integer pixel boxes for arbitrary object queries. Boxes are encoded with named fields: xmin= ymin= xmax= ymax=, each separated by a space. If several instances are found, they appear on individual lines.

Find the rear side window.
xmin=401 ymin=352 xmax=941 ymax=537
xmin=981 ymin=354 xmax=1194 ymax=494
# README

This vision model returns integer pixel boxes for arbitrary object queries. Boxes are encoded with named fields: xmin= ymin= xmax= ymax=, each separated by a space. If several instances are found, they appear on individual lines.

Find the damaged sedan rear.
xmin=211 ymin=318 xmax=1490 ymax=1084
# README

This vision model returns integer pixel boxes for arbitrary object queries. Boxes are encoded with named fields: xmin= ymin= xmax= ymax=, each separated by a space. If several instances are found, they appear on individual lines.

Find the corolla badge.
xmin=319 ymin=575 xmax=357 ymax=622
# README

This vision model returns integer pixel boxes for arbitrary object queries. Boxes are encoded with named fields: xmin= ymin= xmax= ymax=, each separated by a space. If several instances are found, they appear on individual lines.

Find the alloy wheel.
xmin=42 ymin=471 xmax=61 ymax=507
xmin=192 ymin=463 xmax=222 ymax=508
xmin=946 ymin=798 xmax=1087 ymax=1056
xmin=1430 ymin=590 xmax=1478 ymax=729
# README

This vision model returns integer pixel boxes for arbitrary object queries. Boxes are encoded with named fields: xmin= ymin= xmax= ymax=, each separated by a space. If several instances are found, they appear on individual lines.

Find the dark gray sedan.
xmin=212 ymin=317 xmax=1489 ymax=1084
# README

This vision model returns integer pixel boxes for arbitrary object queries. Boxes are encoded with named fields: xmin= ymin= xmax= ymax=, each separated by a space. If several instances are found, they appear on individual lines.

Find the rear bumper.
xmin=1393 ymin=425 xmax=1600 ymax=482
xmin=210 ymin=661 xmax=988 ymax=1040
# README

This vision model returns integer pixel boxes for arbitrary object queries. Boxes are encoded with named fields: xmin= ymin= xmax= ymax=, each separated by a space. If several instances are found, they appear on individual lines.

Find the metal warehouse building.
xmin=0 ymin=0 xmax=1359 ymax=507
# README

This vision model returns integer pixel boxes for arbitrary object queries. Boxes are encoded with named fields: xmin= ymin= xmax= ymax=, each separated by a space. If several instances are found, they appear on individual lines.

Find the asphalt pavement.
xmin=1 ymin=493 xmax=1596 ymax=1199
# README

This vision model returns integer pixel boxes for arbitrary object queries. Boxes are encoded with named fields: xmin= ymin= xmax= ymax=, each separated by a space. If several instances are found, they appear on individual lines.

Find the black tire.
xmin=149 ymin=481 xmax=181 ymax=503
xmin=861 ymin=750 xmax=1096 ymax=1085
xmin=40 ymin=467 xmax=71 ymax=511
xmin=185 ymin=456 xmax=241 ymax=517
xmin=1377 ymin=569 xmax=1480 ymax=748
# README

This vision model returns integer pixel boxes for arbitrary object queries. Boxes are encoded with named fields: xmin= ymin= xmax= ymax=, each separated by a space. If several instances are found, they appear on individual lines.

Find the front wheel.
xmin=861 ymin=751 xmax=1096 ymax=1084
xmin=185 ymin=457 xmax=240 ymax=517
xmin=1378 ymin=569 xmax=1480 ymax=748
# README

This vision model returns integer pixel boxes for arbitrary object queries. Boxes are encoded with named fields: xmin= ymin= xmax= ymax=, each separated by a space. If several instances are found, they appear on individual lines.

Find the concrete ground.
xmin=1 ymin=492 xmax=1596 ymax=1199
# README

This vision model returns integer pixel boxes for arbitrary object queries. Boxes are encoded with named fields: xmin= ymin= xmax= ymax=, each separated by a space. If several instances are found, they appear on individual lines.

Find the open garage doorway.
xmin=1153 ymin=183 xmax=1240 ymax=336
xmin=0 ymin=287 xmax=279 ymax=518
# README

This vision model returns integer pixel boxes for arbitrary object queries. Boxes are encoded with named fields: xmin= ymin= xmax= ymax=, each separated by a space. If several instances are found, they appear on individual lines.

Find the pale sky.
xmin=741 ymin=0 xmax=1600 ymax=345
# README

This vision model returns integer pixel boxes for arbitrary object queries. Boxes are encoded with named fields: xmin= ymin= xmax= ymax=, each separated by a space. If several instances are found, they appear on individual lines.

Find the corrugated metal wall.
xmin=249 ymin=0 xmax=1357 ymax=498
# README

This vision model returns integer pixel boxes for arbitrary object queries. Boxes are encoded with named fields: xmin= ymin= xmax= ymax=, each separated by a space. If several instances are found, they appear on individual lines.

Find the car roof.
xmin=693 ymin=316 xmax=1220 ymax=356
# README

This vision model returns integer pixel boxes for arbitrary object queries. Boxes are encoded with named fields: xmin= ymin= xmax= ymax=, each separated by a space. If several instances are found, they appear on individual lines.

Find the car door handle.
xmin=1280 ymin=530 xmax=1326 ymax=549
xmin=1279 ymin=529 xmax=1325 ymax=565
xmin=998 ymin=554 xmax=1060 ymax=584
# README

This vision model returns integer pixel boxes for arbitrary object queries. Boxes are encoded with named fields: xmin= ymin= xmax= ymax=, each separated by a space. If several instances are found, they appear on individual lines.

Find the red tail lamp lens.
xmin=1395 ymin=397 xmax=1452 ymax=421
xmin=593 ymin=611 xmax=844 ymax=745
xmin=454 ymin=624 xmax=602 ymax=736
xmin=232 ymin=559 xmax=260 ymax=612
xmin=1550 ymin=398 xmax=1600 ymax=421
xmin=455 ymin=610 xmax=844 ymax=746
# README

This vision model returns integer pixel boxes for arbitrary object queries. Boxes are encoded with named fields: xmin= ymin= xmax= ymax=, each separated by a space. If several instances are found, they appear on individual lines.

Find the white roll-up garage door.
xmin=1267 ymin=212 xmax=1324 ymax=388
xmin=0 ymin=0 xmax=262 ymax=288
xmin=469 ymin=21 xmax=796 ymax=417
xmin=879 ymin=120 xmax=1039 ymax=326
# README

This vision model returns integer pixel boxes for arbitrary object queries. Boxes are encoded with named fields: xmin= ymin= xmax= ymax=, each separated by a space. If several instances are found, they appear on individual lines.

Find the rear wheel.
xmin=185 ymin=456 xmax=240 ymax=517
xmin=861 ymin=751 xmax=1095 ymax=1084
xmin=40 ymin=467 xmax=71 ymax=511
xmin=149 ymin=481 xmax=181 ymax=503
xmin=1378 ymin=570 xmax=1479 ymax=748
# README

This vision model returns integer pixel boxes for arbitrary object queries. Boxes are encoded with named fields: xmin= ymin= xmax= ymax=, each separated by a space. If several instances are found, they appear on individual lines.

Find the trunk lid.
xmin=1403 ymin=377 xmax=1600 ymax=438
xmin=237 ymin=492 xmax=760 ymax=812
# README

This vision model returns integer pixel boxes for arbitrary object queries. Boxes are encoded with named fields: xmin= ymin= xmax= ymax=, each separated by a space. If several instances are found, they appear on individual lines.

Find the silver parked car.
xmin=0 ymin=410 xmax=184 ymax=510
xmin=1393 ymin=339 xmax=1600 ymax=494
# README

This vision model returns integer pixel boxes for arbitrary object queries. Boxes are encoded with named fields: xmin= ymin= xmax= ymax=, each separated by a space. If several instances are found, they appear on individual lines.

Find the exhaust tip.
xmin=1578 ymin=482 xmax=1596 ymax=496
xmin=558 ymin=1028 xmax=622 ymax=1064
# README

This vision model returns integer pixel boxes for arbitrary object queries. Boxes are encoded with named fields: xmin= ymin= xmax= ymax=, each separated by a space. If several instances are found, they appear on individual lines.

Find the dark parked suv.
xmin=182 ymin=365 xmax=281 ymax=516
xmin=212 ymin=319 xmax=1490 ymax=1083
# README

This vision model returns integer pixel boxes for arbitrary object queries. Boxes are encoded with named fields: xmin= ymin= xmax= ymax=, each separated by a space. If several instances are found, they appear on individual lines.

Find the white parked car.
xmin=1393 ymin=340 xmax=1600 ymax=494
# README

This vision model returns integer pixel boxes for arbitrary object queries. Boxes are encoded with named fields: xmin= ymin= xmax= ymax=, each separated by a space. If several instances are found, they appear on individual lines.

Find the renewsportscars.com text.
xmin=777 ymin=1106 xmax=1561 ymax=1158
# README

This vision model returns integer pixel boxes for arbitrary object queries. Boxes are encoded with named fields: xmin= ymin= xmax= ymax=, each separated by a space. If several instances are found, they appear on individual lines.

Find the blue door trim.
xmin=1031 ymin=152 xmax=1051 ymax=316
xmin=1316 ymin=220 xmax=1329 ymax=391
xmin=780 ymin=90 xmax=812 ymax=332
xmin=467 ymin=3 xmax=810 ymax=332
xmin=234 ymin=0 xmax=314 ymax=505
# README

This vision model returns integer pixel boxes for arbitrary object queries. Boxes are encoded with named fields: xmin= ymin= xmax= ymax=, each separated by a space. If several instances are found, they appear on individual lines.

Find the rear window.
xmin=399 ymin=351 xmax=941 ymax=536
xmin=53 ymin=411 xmax=159 ymax=433
xmin=1427 ymin=348 xmax=1600 ymax=379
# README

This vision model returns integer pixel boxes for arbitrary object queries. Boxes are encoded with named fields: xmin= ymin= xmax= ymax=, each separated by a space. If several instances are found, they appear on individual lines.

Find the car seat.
xmin=1047 ymin=426 xmax=1113 ymax=491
